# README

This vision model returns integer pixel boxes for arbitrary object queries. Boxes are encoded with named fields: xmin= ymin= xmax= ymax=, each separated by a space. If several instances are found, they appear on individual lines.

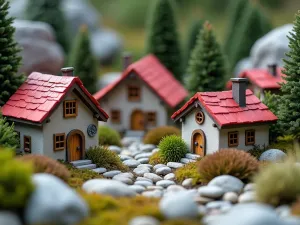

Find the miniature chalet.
xmin=171 ymin=78 xmax=278 ymax=156
xmin=226 ymin=64 xmax=286 ymax=100
xmin=1 ymin=68 xmax=108 ymax=162
xmin=93 ymin=54 xmax=188 ymax=134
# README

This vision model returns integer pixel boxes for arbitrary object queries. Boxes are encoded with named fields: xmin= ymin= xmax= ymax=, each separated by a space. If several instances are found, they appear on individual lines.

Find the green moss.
xmin=86 ymin=146 xmax=129 ymax=172
xmin=174 ymin=161 xmax=202 ymax=186
xmin=144 ymin=126 xmax=181 ymax=145
xmin=98 ymin=126 xmax=122 ymax=147
xmin=158 ymin=135 xmax=188 ymax=162
xmin=149 ymin=152 xmax=167 ymax=165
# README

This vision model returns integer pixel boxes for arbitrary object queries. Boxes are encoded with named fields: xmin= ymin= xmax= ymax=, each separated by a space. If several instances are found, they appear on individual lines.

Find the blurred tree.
xmin=145 ymin=0 xmax=183 ymax=82
xmin=278 ymin=11 xmax=300 ymax=139
xmin=0 ymin=0 xmax=24 ymax=106
xmin=229 ymin=2 xmax=272 ymax=70
xmin=186 ymin=22 xmax=227 ymax=95
xmin=25 ymin=0 xmax=70 ymax=54
xmin=0 ymin=113 xmax=19 ymax=150
xmin=69 ymin=25 xmax=98 ymax=94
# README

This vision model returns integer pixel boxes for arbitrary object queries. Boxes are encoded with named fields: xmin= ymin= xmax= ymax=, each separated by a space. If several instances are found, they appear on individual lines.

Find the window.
xmin=64 ymin=100 xmax=77 ymax=118
xmin=53 ymin=133 xmax=65 ymax=151
xmin=111 ymin=110 xmax=121 ymax=123
xmin=24 ymin=136 xmax=31 ymax=153
xmin=128 ymin=86 xmax=141 ymax=101
xmin=245 ymin=130 xmax=255 ymax=145
xmin=15 ymin=131 xmax=20 ymax=148
xmin=228 ymin=131 xmax=239 ymax=147
xmin=147 ymin=112 xmax=157 ymax=126
xmin=195 ymin=111 xmax=205 ymax=125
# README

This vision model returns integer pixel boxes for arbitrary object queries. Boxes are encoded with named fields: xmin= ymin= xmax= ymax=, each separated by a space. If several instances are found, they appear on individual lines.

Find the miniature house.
xmin=226 ymin=65 xmax=286 ymax=100
xmin=171 ymin=78 xmax=277 ymax=156
xmin=93 ymin=54 xmax=188 ymax=134
xmin=1 ymin=68 xmax=108 ymax=162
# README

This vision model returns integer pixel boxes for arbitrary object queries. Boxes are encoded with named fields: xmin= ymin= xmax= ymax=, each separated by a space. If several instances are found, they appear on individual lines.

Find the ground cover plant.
xmin=98 ymin=126 xmax=122 ymax=147
xmin=158 ymin=135 xmax=188 ymax=162
xmin=175 ymin=160 xmax=202 ymax=186
xmin=144 ymin=126 xmax=181 ymax=145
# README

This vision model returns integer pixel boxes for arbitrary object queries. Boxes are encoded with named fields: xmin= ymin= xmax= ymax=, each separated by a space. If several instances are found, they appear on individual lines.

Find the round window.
xmin=195 ymin=111 xmax=204 ymax=125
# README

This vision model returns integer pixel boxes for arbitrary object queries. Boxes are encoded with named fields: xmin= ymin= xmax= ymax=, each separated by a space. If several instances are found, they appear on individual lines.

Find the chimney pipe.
xmin=122 ymin=52 xmax=132 ymax=71
xmin=231 ymin=78 xmax=248 ymax=107
xmin=268 ymin=64 xmax=277 ymax=76
xmin=61 ymin=67 xmax=74 ymax=76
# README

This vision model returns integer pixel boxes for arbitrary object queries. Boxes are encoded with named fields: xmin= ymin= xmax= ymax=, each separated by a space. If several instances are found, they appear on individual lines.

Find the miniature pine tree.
xmin=68 ymin=25 xmax=98 ymax=94
xmin=25 ymin=0 xmax=69 ymax=53
xmin=278 ymin=11 xmax=300 ymax=138
xmin=0 ymin=0 xmax=24 ymax=106
xmin=186 ymin=22 xmax=227 ymax=95
xmin=0 ymin=113 xmax=19 ymax=150
xmin=145 ymin=0 xmax=183 ymax=82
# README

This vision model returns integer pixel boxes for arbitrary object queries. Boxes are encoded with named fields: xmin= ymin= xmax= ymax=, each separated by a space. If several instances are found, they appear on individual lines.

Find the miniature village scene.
xmin=2 ymin=0 xmax=300 ymax=224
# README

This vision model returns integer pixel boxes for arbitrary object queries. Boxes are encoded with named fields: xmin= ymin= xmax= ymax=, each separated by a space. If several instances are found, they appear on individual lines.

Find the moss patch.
xmin=144 ymin=126 xmax=181 ymax=145
xmin=175 ymin=161 xmax=202 ymax=186
xmin=149 ymin=152 xmax=167 ymax=165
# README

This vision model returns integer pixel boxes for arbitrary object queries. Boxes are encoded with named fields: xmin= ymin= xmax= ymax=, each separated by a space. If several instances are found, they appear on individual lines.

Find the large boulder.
xmin=13 ymin=19 xmax=64 ymax=75
xmin=259 ymin=149 xmax=287 ymax=162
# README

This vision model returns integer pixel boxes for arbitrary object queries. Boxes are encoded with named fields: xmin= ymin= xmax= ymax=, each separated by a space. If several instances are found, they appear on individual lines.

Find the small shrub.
xmin=254 ymin=162 xmax=300 ymax=206
xmin=198 ymin=149 xmax=259 ymax=183
xmin=98 ymin=126 xmax=122 ymax=147
xmin=18 ymin=154 xmax=70 ymax=182
xmin=270 ymin=135 xmax=295 ymax=155
xmin=158 ymin=135 xmax=188 ymax=162
xmin=149 ymin=152 xmax=167 ymax=165
xmin=175 ymin=160 xmax=202 ymax=186
xmin=291 ymin=198 xmax=300 ymax=216
xmin=144 ymin=126 xmax=181 ymax=145
xmin=0 ymin=114 xmax=19 ymax=150
xmin=248 ymin=144 xmax=269 ymax=159
xmin=0 ymin=148 xmax=34 ymax=209
xmin=86 ymin=146 xmax=129 ymax=172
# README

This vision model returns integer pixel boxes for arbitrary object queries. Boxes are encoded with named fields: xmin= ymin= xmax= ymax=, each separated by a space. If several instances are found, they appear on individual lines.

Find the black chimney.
xmin=268 ymin=64 xmax=277 ymax=77
xmin=122 ymin=52 xmax=132 ymax=71
xmin=231 ymin=78 xmax=248 ymax=107
xmin=61 ymin=67 xmax=74 ymax=76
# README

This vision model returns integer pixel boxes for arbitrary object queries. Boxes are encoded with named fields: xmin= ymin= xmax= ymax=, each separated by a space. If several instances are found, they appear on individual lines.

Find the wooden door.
xmin=69 ymin=133 xmax=82 ymax=161
xmin=192 ymin=132 xmax=204 ymax=156
xmin=131 ymin=110 xmax=144 ymax=130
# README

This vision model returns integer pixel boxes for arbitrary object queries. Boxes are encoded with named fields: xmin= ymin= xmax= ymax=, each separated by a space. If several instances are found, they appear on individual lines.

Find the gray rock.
xmin=119 ymin=155 xmax=133 ymax=161
xmin=244 ymin=183 xmax=256 ymax=192
xmin=134 ymin=180 xmax=153 ymax=187
xmin=123 ymin=159 xmax=140 ymax=168
xmin=182 ymin=178 xmax=193 ymax=188
xmin=238 ymin=191 xmax=256 ymax=203
xmin=142 ymin=190 xmax=163 ymax=198
xmin=164 ymin=173 xmax=175 ymax=180
xmin=82 ymin=179 xmax=136 ymax=197
xmin=137 ymin=164 xmax=153 ymax=169
xmin=122 ymin=137 xmax=137 ymax=147
xmin=138 ymin=158 xmax=150 ymax=164
xmin=156 ymin=167 xmax=172 ymax=175
xmin=159 ymin=191 xmax=199 ymax=219
xmin=136 ymin=177 xmax=153 ymax=182
xmin=167 ymin=162 xmax=184 ymax=169
xmin=108 ymin=145 xmax=122 ymax=154
xmin=25 ymin=174 xmax=88 ymax=225
xmin=185 ymin=153 xmax=201 ymax=160
xmin=153 ymin=164 xmax=166 ymax=170
xmin=112 ymin=176 xmax=133 ymax=185
xmin=152 ymin=148 xmax=160 ymax=153
xmin=144 ymin=173 xmax=163 ymax=183
xmin=156 ymin=180 xmax=175 ymax=188
xmin=114 ymin=172 xmax=134 ymax=180
xmin=206 ymin=201 xmax=232 ymax=211
xmin=134 ymin=167 xmax=151 ymax=176
xmin=147 ymin=186 xmax=164 ymax=191
xmin=180 ymin=158 xmax=196 ymax=164
xmin=129 ymin=216 xmax=160 ymax=225
xmin=259 ymin=149 xmax=287 ymax=162
xmin=0 ymin=212 xmax=22 ymax=225
xmin=135 ymin=153 xmax=153 ymax=160
xmin=167 ymin=185 xmax=187 ymax=193
xmin=140 ymin=144 xmax=156 ymax=152
xmin=92 ymin=167 xmax=107 ymax=174
xmin=276 ymin=205 xmax=291 ymax=218
xmin=129 ymin=185 xmax=146 ymax=194
xmin=198 ymin=185 xmax=225 ymax=199
xmin=194 ymin=196 xmax=215 ymax=204
xmin=103 ymin=170 xmax=121 ymax=178
xmin=208 ymin=175 xmax=244 ymax=194
xmin=222 ymin=192 xmax=239 ymax=203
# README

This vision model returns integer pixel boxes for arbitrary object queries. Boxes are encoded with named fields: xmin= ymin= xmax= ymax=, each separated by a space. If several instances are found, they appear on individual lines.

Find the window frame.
xmin=147 ymin=112 xmax=157 ymax=126
xmin=111 ymin=110 xmax=121 ymax=124
xmin=63 ymin=100 xmax=78 ymax=118
xmin=195 ymin=111 xmax=205 ymax=125
xmin=245 ymin=129 xmax=255 ymax=146
xmin=228 ymin=131 xmax=239 ymax=147
xmin=127 ymin=85 xmax=141 ymax=101
xmin=53 ymin=133 xmax=66 ymax=151
xmin=24 ymin=135 xmax=31 ymax=153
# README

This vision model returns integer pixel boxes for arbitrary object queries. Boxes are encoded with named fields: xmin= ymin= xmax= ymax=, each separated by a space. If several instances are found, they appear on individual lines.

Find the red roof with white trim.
xmin=171 ymin=90 xmax=277 ymax=128
xmin=226 ymin=68 xmax=286 ymax=90
xmin=2 ymin=72 xmax=109 ymax=123
xmin=93 ymin=54 xmax=188 ymax=108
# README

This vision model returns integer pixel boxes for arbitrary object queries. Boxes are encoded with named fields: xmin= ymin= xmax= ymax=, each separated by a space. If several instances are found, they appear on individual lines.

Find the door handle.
xmin=194 ymin=142 xmax=198 ymax=146
xmin=200 ymin=145 xmax=203 ymax=148
xmin=76 ymin=146 xmax=81 ymax=151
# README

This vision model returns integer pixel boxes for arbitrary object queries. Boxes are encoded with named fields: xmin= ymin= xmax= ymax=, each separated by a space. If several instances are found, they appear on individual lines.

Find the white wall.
xmin=219 ymin=125 xmax=269 ymax=151
xmin=43 ymin=91 xmax=99 ymax=161
xmin=181 ymin=107 xmax=220 ymax=155
xmin=14 ymin=123 xmax=43 ymax=155
xmin=99 ymin=73 xmax=167 ymax=131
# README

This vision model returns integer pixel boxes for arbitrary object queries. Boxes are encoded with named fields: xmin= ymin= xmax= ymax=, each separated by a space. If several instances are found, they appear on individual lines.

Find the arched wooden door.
xmin=131 ymin=110 xmax=144 ymax=130
xmin=67 ymin=130 xmax=85 ymax=161
xmin=191 ymin=130 xmax=205 ymax=156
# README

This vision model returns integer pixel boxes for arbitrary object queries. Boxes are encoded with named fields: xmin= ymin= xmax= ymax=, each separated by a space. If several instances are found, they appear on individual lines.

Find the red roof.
xmin=93 ymin=54 xmax=188 ymax=108
xmin=226 ymin=68 xmax=286 ymax=90
xmin=2 ymin=72 xmax=109 ymax=123
xmin=171 ymin=90 xmax=277 ymax=128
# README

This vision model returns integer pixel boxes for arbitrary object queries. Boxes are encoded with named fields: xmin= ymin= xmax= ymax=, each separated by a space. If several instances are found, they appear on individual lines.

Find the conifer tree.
xmin=25 ymin=0 xmax=69 ymax=53
xmin=0 ymin=113 xmax=19 ymax=150
xmin=278 ymin=11 xmax=300 ymax=138
xmin=145 ymin=0 xmax=183 ymax=82
xmin=69 ymin=25 xmax=98 ymax=94
xmin=0 ymin=0 xmax=24 ymax=106
xmin=186 ymin=22 xmax=227 ymax=95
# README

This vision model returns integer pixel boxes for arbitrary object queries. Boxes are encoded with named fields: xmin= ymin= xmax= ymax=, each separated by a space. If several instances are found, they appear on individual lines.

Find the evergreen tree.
xmin=145 ymin=0 xmax=183 ymax=82
xmin=278 ymin=11 xmax=300 ymax=138
xmin=25 ymin=0 xmax=69 ymax=53
xmin=229 ymin=2 xmax=272 ymax=69
xmin=0 ymin=0 xmax=24 ymax=106
xmin=186 ymin=22 xmax=227 ymax=95
xmin=0 ymin=113 xmax=19 ymax=150
xmin=69 ymin=25 xmax=98 ymax=94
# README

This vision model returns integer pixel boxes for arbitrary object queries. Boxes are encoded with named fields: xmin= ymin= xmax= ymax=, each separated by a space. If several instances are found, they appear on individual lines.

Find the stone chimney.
xmin=61 ymin=67 xmax=74 ymax=76
xmin=268 ymin=64 xmax=277 ymax=76
xmin=122 ymin=52 xmax=132 ymax=71
xmin=231 ymin=78 xmax=248 ymax=107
